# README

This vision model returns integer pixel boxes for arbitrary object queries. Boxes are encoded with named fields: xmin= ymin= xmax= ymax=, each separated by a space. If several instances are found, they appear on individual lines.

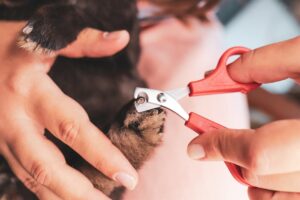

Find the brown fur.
xmin=75 ymin=103 xmax=166 ymax=198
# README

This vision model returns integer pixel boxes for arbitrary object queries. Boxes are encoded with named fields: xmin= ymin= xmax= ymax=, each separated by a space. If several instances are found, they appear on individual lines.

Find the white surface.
xmin=224 ymin=0 xmax=300 ymax=93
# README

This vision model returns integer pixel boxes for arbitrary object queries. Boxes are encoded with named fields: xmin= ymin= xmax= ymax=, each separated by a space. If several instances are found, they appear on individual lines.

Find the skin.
xmin=0 ymin=21 xmax=138 ymax=200
xmin=188 ymin=36 xmax=300 ymax=199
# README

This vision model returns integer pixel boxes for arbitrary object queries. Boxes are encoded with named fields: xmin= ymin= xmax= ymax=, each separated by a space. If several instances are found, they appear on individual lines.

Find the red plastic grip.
xmin=185 ymin=112 xmax=224 ymax=133
xmin=188 ymin=47 xmax=260 ymax=96
xmin=185 ymin=112 xmax=251 ymax=186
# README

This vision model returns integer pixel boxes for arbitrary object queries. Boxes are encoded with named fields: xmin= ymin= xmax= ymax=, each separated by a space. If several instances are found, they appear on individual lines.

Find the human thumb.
xmin=187 ymin=128 xmax=255 ymax=167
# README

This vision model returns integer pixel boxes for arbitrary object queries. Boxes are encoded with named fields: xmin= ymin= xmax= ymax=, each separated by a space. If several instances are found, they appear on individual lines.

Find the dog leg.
xmin=18 ymin=4 xmax=87 ymax=55
xmin=77 ymin=101 xmax=166 ymax=199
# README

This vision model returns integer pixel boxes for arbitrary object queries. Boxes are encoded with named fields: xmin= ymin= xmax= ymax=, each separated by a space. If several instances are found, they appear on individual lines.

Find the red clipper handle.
xmin=188 ymin=47 xmax=260 ymax=96
xmin=185 ymin=112 xmax=251 ymax=186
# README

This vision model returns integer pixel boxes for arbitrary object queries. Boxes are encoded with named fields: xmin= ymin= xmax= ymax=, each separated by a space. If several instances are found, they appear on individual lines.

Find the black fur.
xmin=0 ymin=0 xmax=166 ymax=199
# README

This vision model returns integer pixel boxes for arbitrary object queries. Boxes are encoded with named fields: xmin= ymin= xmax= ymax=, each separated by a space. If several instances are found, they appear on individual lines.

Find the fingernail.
xmin=102 ymin=31 xmax=126 ymax=40
xmin=113 ymin=172 xmax=137 ymax=190
xmin=188 ymin=144 xmax=206 ymax=160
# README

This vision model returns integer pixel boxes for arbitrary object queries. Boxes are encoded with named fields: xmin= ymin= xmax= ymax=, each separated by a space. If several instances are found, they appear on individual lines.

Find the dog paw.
xmin=18 ymin=5 xmax=85 ymax=55
xmin=109 ymin=100 xmax=166 ymax=148
xmin=125 ymin=105 xmax=166 ymax=145
xmin=18 ymin=24 xmax=56 ymax=55
xmin=107 ymin=101 xmax=166 ymax=169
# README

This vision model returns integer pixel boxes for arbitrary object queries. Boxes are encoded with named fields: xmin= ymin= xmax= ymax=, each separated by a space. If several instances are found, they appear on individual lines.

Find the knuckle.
xmin=10 ymin=164 xmax=42 ymax=195
xmin=58 ymin=121 xmax=80 ymax=146
xmin=238 ymin=53 xmax=248 ymax=66
xmin=214 ymin=131 xmax=231 ymax=160
xmin=236 ymin=49 xmax=258 ymax=83
xmin=23 ymin=177 xmax=40 ymax=194
xmin=30 ymin=162 xmax=52 ymax=186
xmin=239 ymin=49 xmax=256 ymax=65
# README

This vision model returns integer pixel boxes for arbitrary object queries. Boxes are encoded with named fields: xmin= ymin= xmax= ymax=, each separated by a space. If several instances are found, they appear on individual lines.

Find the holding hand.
xmin=0 ymin=22 xmax=136 ymax=200
xmin=187 ymin=36 xmax=300 ymax=200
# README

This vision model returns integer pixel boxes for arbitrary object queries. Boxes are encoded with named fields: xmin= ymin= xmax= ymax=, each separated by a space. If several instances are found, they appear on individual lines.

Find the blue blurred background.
xmin=218 ymin=0 xmax=300 ymax=126
xmin=219 ymin=0 xmax=299 ymax=93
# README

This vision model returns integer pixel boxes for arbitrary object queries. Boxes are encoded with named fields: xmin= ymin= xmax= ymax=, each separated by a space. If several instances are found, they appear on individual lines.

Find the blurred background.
xmin=217 ymin=0 xmax=300 ymax=127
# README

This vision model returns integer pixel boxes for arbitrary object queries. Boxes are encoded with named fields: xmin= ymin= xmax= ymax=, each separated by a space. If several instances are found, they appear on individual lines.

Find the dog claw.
xmin=22 ymin=25 xmax=33 ymax=35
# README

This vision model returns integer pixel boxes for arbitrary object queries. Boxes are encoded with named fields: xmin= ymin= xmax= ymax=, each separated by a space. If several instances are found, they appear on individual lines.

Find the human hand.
xmin=248 ymin=187 xmax=300 ymax=200
xmin=188 ymin=121 xmax=300 ymax=196
xmin=187 ymin=36 xmax=300 ymax=199
xmin=0 ymin=22 xmax=137 ymax=200
xmin=228 ymin=36 xmax=300 ymax=84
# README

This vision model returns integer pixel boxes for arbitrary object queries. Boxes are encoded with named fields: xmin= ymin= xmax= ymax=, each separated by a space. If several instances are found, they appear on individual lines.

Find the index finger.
xmin=58 ymin=28 xmax=130 ymax=58
xmin=6 ymin=123 xmax=109 ymax=200
xmin=228 ymin=36 xmax=300 ymax=84
xmin=32 ymin=76 xmax=138 ymax=190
